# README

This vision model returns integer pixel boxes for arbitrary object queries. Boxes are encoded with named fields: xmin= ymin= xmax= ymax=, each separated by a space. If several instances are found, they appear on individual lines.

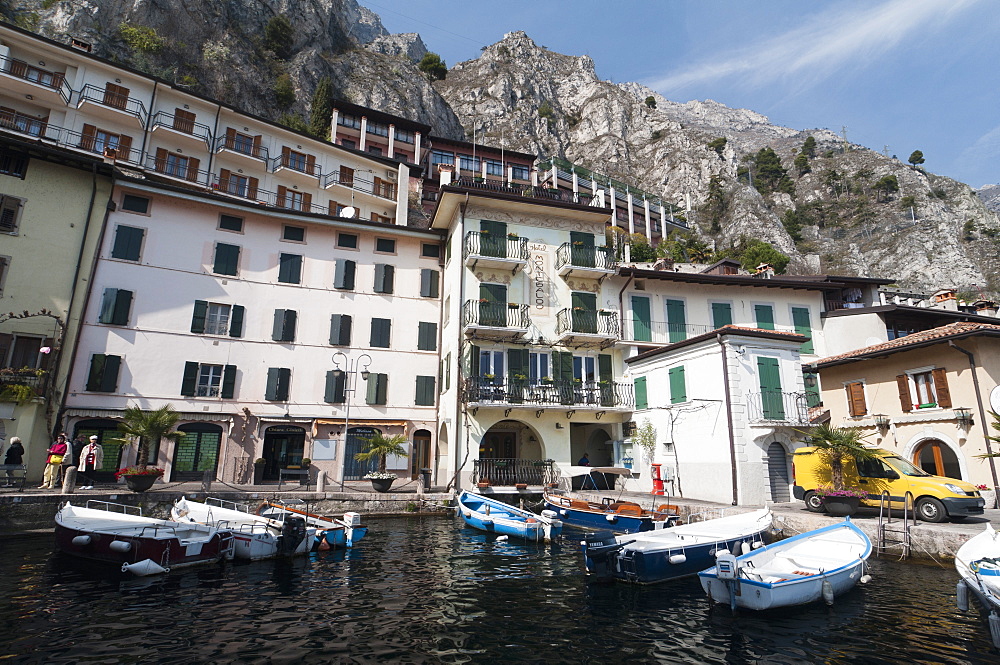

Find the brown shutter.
xmin=186 ymin=156 xmax=200 ymax=181
xmin=52 ymin=72 xmax=65 ymax=88
xmin=329 ymin=200 xmax=339 ymax=215
xmin=154 ymin=147 xmax=168 ymax=172
xmin=81 ymin=123 xmax=97 ymax=151
xmin=281 ymin=146 xmax=291 ymax=167
xmin=104 ymin=83 xmax=129 ymax=109
xmin=932 ymin=368 xmax=952 ymax=408
xmin=174 ymin=108 xmax=195 ymax=133
xmin=846 ymin=382 xmax=867 ymax=417
xmin=247 ymin=176 xmax=259 ymax=200
xmin=371 ymin=212 xmax=378 ymax=221
xmin=219 ymin=168 xmax=231 ymax=191
xmin=116 ymin=134 xmax=133 ymax=160
xmin=302 ymin=192 xmax=312 ymax=210
xmin=252 ymin=135 xmax=262 ymax=157
xmin=0 ymin=106 xmax=15 ymax=127
xmin=276 ymin=185 xmax=288 ymax=207
xmin=305 ymin=154 xmax=316 ymax=175
xmin=340 ymin=165 xmax=354 ymax=187
xmin=896 ymin=375 xmax=912 ymax=412
xmin=9 ymin=59 xmax=27 ymax=77
xmin=224 ymin=127 xmax=236 ymax=150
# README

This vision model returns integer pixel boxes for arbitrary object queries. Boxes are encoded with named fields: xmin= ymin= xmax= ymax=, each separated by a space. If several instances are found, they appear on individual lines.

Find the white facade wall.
xmin=821 ymin=312 xmax=891 ymax=356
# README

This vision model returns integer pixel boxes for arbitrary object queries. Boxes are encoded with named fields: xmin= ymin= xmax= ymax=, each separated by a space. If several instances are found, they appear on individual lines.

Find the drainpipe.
xmin=717 ymin=333 xmax=739 ymax=505
xmin=447 ymin=194 xmax=470 ymax=491
xmin=948 ymin=341 xmax=1000 ymax=492
xmin=617 ymin=271 xmax=634 ymax=343
xmin=138 ymin=80 xmax=158 ymax=162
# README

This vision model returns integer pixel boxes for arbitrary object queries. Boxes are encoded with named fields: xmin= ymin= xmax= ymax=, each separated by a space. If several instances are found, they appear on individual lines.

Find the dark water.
xmin=1 ymin=516 xmax=997 ymax=664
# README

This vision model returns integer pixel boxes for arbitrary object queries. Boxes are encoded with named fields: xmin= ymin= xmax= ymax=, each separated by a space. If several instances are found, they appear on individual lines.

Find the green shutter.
xmin=181 ymin=361 xmax=198 ymax=396
xmin=229 ymin=305 xmax=244 ymax=338
xmin=340 ymin=314 xmax=352 ymax=345
xmin=279 ymin=253 xmax=301 ymax=284
xmin=480 ymin=220 xmax=507 ymax=258
xmin=792 ymin=307 xmax=813 ymax=353
xmin=375 ymin=264 xmax=394 ymax=293
xmin=100 ymin=355 xmax=120 ymax=392
xmin=283 ymin=311 xmax=296 ymax=341
xmin=213 ymin=243 xmax=239 ymax=275
xmin=86 ymin=354 xmax=106 ymax=391
xmin=377 ymin=373 xmax=387 ymax=404
xmin=421 ymin=269 xmax=439 ymax=298
xmin=371 ymin=318 xmax=390 ymax=347
xmin=112 ymin=225 xmax=143 ymax=261
xmin=335 ymin=259 xmax=356 ymax=290
xmin=634 ymin=376 xmax=648 ymax=410
xmin=631 ymin=296 xmax=651 ymax=342
xmin=469 ymin=344 xmax=480 ymax=377
xmin=757 ymin=356 xmax=784 ymax=419
xmin=418 ymin=322 xmax=437 ymax=351
xmin=666 ymin=299 xmax=686 ymax=342
xmin=754 ymin=304 xmax=775 ymax=330
xmin=479 ymin=283 xmax=507 ymax=326
xmin=508 ymin=348 xmax=529 ymax=381
xmin=221 ymin=365 xmax=237 ymax=399
xmin=669 ymin=366 xmax=686 ymax=404
xmin=415 ymin=376 xmax=435 ymax=406
xmin=99 ymin=289 xmax=117 ymax=324
xmin=191 ymin=300 xmax=208 ymax=333
xmin=598 ymin=354 xmax=612 ymax=382
xmin=111 ymin=290 xmax=132 ymax=326
xmin=572 ymin=291 xmax=597 ymax=334
xmin=324 ymin=371 xmax=346 ymax=403
xmin=570 ymin=231 xmax=595 ymax=267
xmin=324 ymin=370 xmax=336 ymax=403
xmin=367 ymin=373 xmax=387 ymax=405
xmin=711 ymin=302 xmax=733 ymax=329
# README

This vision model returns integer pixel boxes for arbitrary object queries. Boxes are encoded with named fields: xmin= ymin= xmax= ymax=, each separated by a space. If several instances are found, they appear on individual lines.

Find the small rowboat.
xmin=698 ymin=518 xmax=871 ymax=611
xmin=955 ymin=523 xmax=1000 ymax=647
xmin=544 ymin=489 xmax=678 ymax=533
xmin=457 ymin=490 xmax=562 ymax=542
xmin=256 ymin=500 xmax=368 ymax=549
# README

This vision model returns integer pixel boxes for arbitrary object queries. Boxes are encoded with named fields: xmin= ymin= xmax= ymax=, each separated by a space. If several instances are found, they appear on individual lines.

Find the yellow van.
xmin=792 ymin=446 xmax=985 ymax=523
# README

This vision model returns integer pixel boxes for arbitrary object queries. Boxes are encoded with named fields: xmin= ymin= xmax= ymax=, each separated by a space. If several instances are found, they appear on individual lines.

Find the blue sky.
xmin=361 ymin=0 xmax=1000 ymax=188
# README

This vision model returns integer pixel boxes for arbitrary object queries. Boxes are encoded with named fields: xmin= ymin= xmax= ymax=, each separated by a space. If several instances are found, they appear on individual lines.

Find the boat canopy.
xmin=556 ymin=464 xmax=633 ymax=478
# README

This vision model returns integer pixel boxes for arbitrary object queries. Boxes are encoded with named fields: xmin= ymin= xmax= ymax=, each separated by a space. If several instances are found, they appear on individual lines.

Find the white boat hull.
xmin=172 ymin=497 xmax=314 ymax=560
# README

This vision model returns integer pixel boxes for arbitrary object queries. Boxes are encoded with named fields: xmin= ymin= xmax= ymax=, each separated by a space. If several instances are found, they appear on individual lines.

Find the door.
xmin=73 ymin=420 xmax=123 ymax=483
xmin=480 ymin=220 xmax=507 ymax=258
xmin=767 ymin=442 xmax=790 ymax=502
xmin=262 ymin=426 xmax=305 ymax=480
xmin=631 ymin=296 xmax=651 ymax=342
xmin=480 ymin=283 xmax=507 ymax=327
xmin=410 ymin=429 xmax=432 ymax=480
xmin=8 ymin=336 xmax=41 ymax=369
xmin=570 ymin=231 xmax=595 ymax=267
xmin=572 ymin=291 xmax=597 ymax=334
xmin=344 ymin=426 xmax=379 ymax=480
xmin=757 ymin=357 xmax=785 ymax=420
xmin=913 ymin=439 xmax=962 ymax=479
xmin=666 ymin=299 xmax=686 ymax=343
xmin=171 ymin=424 xmax=222 ymax=481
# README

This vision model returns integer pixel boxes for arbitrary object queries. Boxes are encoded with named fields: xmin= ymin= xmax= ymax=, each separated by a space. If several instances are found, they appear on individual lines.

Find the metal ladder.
xmin=876 ymin=490 xmax=915 ymax=559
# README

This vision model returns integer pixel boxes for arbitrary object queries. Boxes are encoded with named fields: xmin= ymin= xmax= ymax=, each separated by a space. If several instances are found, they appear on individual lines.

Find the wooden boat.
xmin=582 ymin=507 xmax=772 ymax=584
xmin=543 ymin=489 xmax=679 ymax=533
xmin=256 ymin=500 xmax=368 ymax=549
xmin=698 ymin=519 xmax=872 ymax=611
xmin=955 ymin=523 xmax=1000 ymax=647
xmin=171 ymin=497 xmax=315 ymax=561
xmin=457 ymin=490 xmax=563 ymax=542
xmin=55 ymin=500 xmax=235 ymax=576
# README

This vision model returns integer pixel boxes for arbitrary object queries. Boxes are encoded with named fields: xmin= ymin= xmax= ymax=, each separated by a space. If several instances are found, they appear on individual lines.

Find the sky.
xmin=361 ymin=0 xmax=1000 ymax=188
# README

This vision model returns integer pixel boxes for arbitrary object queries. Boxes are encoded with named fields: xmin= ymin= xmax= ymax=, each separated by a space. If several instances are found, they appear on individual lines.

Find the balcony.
xmin=463 ymin=377 xmax=634 ymax=410
xmin=0 ymin=108 xmax=47 ymax=138
xmin=555 ymin=309 xmax=620 ymax=347
xmin=555 ymin=243 xmax=617 ymax=278
xmin=77 ymin=83 xmax=148 ymax=127
xmin=209 ymin=174 xmax=324 ymax=214
xmin=472 ymin=458 xmax=557 ymax=488
xmin=321 ymin=172 xmax=397 ymax=201
xmin=270 ymin=154 xmax=322 ymax=181
xmin=150 ymin=110 xmax=213 ymax=147
xmin=0 ymin=369 xmax=49 ymax=401
xmin=624 ymin=321 xmax=714 ymax=345
xmin=463 ymin=231 xmax=529 ymax=273
xmin=0 ymin=53 xmax=71 ymax=104
xmin=213 ymin=134 xmax=269 ymax=162
xmin=747 ymin=391 xmax=811 ymax=426
xmin=462 ymin=301 xmax=530 ymax=339
xmin=145 ymin=154 xmax=212 ymax=186
xmin=0 ymin=121 xmax=143 ymax=166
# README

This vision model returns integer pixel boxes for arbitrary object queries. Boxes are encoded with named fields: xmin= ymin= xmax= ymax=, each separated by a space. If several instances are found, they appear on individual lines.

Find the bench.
xmin=0 ymin=464 xmax=26 ymax=491
xmin=277 ymin=468 xmax=312 ymax=491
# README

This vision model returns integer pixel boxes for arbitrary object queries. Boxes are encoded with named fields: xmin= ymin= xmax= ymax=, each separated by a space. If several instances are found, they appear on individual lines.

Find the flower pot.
xmin=252 ymin=465 xmax=265 ymax=485
xmin=981 ymin=489 xmax=996 ymax=509
xmin=822 ymin=496 xmax=860 ymax=517
xmin=477 ymin=481 xmax=490 ymax=489
xmin=124 ymin=474 xmax=158 ymax=493
xmin=370 ymin=477 xmax=395 ymax=493
xmin=515 ymin=483 xmax=528 ymax=490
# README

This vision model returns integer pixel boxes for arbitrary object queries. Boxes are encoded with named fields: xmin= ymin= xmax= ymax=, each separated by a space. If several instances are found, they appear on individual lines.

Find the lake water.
xmin=1 ymin=515 xmax=997 ymax=664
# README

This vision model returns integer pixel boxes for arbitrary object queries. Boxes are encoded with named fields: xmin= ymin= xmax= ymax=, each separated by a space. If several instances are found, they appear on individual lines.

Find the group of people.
xmin=36 ymin=433 xmax=104 ymax=490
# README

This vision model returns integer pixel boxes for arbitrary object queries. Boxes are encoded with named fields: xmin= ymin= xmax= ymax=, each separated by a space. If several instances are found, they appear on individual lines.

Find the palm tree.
xmin=354 ymin=432 xmax=408 ymax=474
xmin=117 ymin=404 xmax=182 ymax=470
xmin=801 ymin=424 xmax=877 ymax=490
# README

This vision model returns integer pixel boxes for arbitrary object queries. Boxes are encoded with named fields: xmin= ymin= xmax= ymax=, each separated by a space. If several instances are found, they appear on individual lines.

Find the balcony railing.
xmin=321 ymin=173 xmax=397 ymax=200
xmin=213 ymin=134 xmax=269 ymax=160
xmin=269 ymin=154 xmax=323 ymax=178
xmin=473 ymin=458 xmax=557 ymax=487
xmin=463 ymin=231 xmax=530 ymax=262
xmin=150 ymin=110 xmax=213 ymax=145
xmin=0 ymin=121 xmax=144 ymax=166
xmin=747 ymin=391 xmax=811 ymax=425
xmin=0 ymin=53 xmax=71 ymax=103
xmin=555 ymin=309 xmax=620 ymax=337
xmin=145 ymin=154 xmax=212 ymax=185
xmin=77 ymin=84 xmax=148 ymax=125
xmin=210 ymin=174 xmax=325 ymax=214
xmin=0 ymin=369 xmax=49 ymax=399
xmin=462 ymin=301 xmax=530 ymax=330
xmin=0 ymin=108 xmax=47 ymax=137
xmin=463 ymin=377 xmax=634 ymax=409
xmin=624 ymin=321 xmax=714 ymax=344
xmin=555 ymin=243 xmax=617 ymax=271
xmin=452 ymin=177 xmax=599 ymax=206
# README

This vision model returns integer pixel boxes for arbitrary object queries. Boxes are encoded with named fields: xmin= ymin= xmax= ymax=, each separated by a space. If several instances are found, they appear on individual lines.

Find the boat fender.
xmin=668 ymin=554 xmax=687 ymax=565
xmin=497 ymin=535 xmax=508 ymax=542
xmin=605 ymin=514 xmax=617 ymax=523
xmin=957 ymin=580 xmax=969 ymax=612
xmin=860 ymin=574 xmax=872 ymax=585
xmin=121 ymin=559 xmax=168 ymax=576
xmin=109 ymin=540 xmax=131 ymax=553
xmin=541 ymin=509 xmax=559 ymax=520
xmin=989 ymin=612 xmax=1000 ymax=649
xmin=732 ymin=541 xmax=742 ymax=556
xmin=751 ymin=541 xmax=764 ymax=550
xmin=713 ymin=548 xmax=730 ymax=558
xmin=71 ymin=535 xmax=92 ymax=546
xmin=821 ymin=579 xmax=835 ymax=605
xmin=560 ymin=509 xmax=568 ymax=517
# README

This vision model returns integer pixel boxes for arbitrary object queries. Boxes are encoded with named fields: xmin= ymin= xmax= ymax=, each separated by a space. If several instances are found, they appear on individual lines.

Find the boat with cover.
xmin=457 ymin=490 xmax=563 ymax=542
xmin=171 ymin=497 xmax=314 ymax=561
xmin=54 ymin=500 xmax=236 ymax=576
xmin=698 ymin=518 xmax=871 ymax=610
xmin=582 ymin=507 xmax=772 ymax=584
xmin=544 ymin=489 xmax=679 ymax=533
xmin=955 ymin=522 xmax=1000 ymax=647
xmin=256 ymin=500 xmax=367 ymax=549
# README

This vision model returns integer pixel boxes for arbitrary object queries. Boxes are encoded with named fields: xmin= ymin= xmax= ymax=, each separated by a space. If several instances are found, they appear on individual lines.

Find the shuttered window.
xmin=370 ymin=318 xmax=391 ymax=348
xmin=845 ymin=381 xmax=867 ymax=417
xmin=669 ymin=366 xmax=686 ymax=404
xmin=334 ymin=259 xmax=356 ymax=290
xmin=374 ymin=264 xmax=394 ymax=294
xmin=213 ymin=243 xmax=240 ymax=275
xmin=111 ymin=225 xmax=144 ymax=261
xmin=415 ymin=376 xmax=436 ymax=406
xmin=330 ymin=314 xmax=352 ymax=346
xmin=791 ymin=307 xmax=813 ymax=354
xmin=278 ymin=253 xmax=302 ymax=284
xmin=221 ymin=364 xmax=237 ymax=399
xmin=754 ymin=304 xmax=775 ymax=331
xmin=0 ymin=195 xmax=24 ymax=234
xmin=272 ymin=309 xmax=297 ymax=342
xmin=86 ymin=354 xmax=121 ymax=392
xmin=420 ymin=269 xmax=440 ymax=298
xmin=417 ymin=322 xmax=437 ymax=351
xmin=98 ymin=288 xmax=132 ymax=326
xmin=631 ymin=296 xmax=651 ymax=342
xmin=634 ymin=376 xmax=648 ymax=410
xmin=265 ymin=367 xmax=291 ymax=401
xmin=324 ymin=370 xmax=347 ymax=404
xmin=366 ymin=373 xmax=388 ymax=405
xmin=896 ymin=374 xmax=913 ymax=412
xmin=228 ymin=305 xmax=245 ymax=338
xmin=932 ymin=368 xmax=952 ymax=408
xmin=711 ymin=302 xmax=733 ymax=329
xmin=665 ymin=299 xmax=686 ymax=342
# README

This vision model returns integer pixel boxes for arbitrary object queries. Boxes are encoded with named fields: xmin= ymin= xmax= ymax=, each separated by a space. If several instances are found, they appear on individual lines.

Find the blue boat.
xmin=582 ymin=508 xmax=772 ymax=584
xmin=544 ymin=490 xmax=679 ymax=533
xmin=457 ymin=491 xmax=563 ymax=542
xmin=257 ymin=501 xmax=368 ymax=550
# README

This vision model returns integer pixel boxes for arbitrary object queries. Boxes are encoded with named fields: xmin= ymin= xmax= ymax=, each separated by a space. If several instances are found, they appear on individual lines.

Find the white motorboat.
xmin=171 ymin=497 xmax=314 ymax=561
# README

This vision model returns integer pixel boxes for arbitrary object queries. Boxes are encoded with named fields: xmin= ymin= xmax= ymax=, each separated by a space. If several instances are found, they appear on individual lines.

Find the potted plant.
xmin=800 ymin=424 xmax=877 ymax=515
xmin=355 ymin=432 xmax=408 ymax=492
xmin=477 ymin=478 xmax=491 ymax=488
xmin=541 ymin=376 xmax=553 ymax=385
xmin=113 ymin=404 xmax=183 ymax=492
xmin=252 ymin=458 xmax=266 ymax=485
xmin=978 ymin=484 xmax=996 ymax=509
xmin=507 ymin=233 xmax=519 ymax=239
xmin=507 ymin=302 xmax=519 ymax=309
xmin=814 ymin=486 xmax=868 ymax=517
xmin=114 ymin=466 xmax=164 ymax=492
xmin=479 ymin=298 xmax=490 ymax=304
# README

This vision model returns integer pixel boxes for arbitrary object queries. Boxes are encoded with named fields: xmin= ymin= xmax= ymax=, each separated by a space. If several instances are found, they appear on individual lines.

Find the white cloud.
xmin=647 ymin=0 xmax=981 ymax=93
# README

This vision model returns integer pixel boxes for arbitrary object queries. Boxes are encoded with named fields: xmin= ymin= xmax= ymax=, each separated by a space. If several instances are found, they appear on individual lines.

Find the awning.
xmin=65 ymin=408 xmax=233 ymax=423
xmin=555 ymin=463 xmax=632 ymax=477
xmin=313 ymin=419 xmax=408 ymax=428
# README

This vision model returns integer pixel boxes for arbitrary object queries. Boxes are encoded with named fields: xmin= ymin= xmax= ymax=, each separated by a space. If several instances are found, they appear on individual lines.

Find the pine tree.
xmin=308 ymin=76 xmax=333 ymax=140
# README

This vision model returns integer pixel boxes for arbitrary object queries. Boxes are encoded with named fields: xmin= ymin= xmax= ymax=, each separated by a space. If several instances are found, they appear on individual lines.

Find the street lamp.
xmin=332 ymin=351 xmax=372 ymax=484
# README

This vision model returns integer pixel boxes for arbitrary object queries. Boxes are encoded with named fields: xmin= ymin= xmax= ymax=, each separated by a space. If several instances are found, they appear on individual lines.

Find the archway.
xmin=410 ymin=429 xmax=432 ymax=480
xmin=172 ymin=423 xmax=223 ymax=481
xmin=262 ymin=425 xmax=305 ymax=480
xmin=586 ymin=429 xmax=613 ymax=467
xmin=913 ymin=438 xmax=962 ymax=479
xmin=477 ymin=420 xmax=545 ymax=487
xmin=73 ymin=419 xmax=124 ymax=481
xmin=766 ymin=441 xmax=791 ymax=502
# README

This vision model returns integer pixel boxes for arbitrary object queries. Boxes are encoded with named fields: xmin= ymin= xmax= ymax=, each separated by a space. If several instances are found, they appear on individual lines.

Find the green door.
xmin=570 ymin=231 xmax=595 ymax=268
xmin=792 ymin=307 xmax=814 ymax=354
xmin=757 ymin=357 xmax=785 ymax=420
xmin=666 ymin=299 xmax=686 ymax=342
xmin=572 ymin=292 xmax=597 ymax=333
xmin=481 ymin=220 xmax=507 ymax=258
xmin=507 ymin=348 xmax=529 ymax=403
xmin=631 ymin=296 xmax=651 ymax=342
xmin=480 ymin=283 xmax=507 ymax=327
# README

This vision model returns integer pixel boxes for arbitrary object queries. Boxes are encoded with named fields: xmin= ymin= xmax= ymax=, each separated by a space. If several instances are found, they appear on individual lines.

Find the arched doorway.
xmin=343 ymin=426 xmax=380 ymax=480
xmin=913 ymin=439 xmax=962 ymax=478
xmin=73 ymin=419 xmax=124 ymax=482
xmin=172 ymin=423 xmax=223 ymax=481
xmin=410 ymin=429 xmax=432 ymax=480
xmin=477 ymin=420 xmax=544 ymax=487
xmin=767 ymin=442 xmax=790 ymax=502
xmin=262 ymin=426 xmax=305 ymax=480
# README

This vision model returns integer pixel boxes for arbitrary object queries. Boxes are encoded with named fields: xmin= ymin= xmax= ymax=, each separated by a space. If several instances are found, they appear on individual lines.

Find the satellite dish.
xmin=341 ymin=206 xmax=356 ymax=219
xmin=990 ymin=385 xmax=1000 ymax=415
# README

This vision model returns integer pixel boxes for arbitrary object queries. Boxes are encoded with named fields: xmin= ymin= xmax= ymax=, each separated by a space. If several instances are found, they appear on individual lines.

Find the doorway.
xmin=767 ymin=442 xmax=790 ymax=502
xmin=410 ymin=429 xmax=431 ymax=480
xmin=343 ymin=426 xmax=380 ymax=480
xmin=172 ymin=423 xmax=222 ymax=481
xmin=913 ymin=439 xmax=962 ymax=479
xmin=262 ymin=426 xmax=305 ymax=480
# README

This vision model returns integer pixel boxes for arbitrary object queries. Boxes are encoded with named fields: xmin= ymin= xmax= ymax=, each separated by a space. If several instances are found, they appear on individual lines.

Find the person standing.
xmin=39 ymin=434 xmax=68 ymax=489
xmin=78 ymin=435 xmax=104 ymax=490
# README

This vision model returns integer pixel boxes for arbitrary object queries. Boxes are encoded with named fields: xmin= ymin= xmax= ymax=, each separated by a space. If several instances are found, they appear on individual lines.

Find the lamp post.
xmin=332 ymin=351 xmax=371 ymax=486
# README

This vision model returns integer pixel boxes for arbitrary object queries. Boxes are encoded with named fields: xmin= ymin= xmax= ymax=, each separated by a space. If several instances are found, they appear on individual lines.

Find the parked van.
xmin=792 ymin=446 xmax=985 ymax=523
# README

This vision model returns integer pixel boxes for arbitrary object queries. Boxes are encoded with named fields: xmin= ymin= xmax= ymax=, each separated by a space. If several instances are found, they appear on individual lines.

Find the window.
xmin=415 ymin=376 xmax=436 ymax=406
xmin=224 ymin=128 xmax=259 ymax=156
xmin=845 ymin=381 xmax=867 ymax=417
xmin=334 ymin=259 xmax=356 ymax=290
xmin=420 ymin=269 xmax=440 ymax=298
xmin=81 ymin=125 xmax=132 ymax=159
xmin=278 ymin=253 xmax=302 ymax=284
xmin=485 ymin=159 xmax=503 ymax=176
xmin=213 ymin=243 xmax=240 ymax=276
xmin=338 ymin=233 xmax=358 ymax=248
xmin=219 ymin=214 xmax=243 ymax=232
xmin=528 ymin=351 xmax=550 ymax=384
xmin=459 ymin=155 xmax=480 ymax=172
xmin=573 ymin=355 xmax=597 ymax=383
xmin=417 ymin=322 xmax=437 ymax=351
xmin=757 ymin=357 xmax=784 ymax=420
xmin=478 ymin=349 xmax=505 ymax=377
xmin=111 ymin=225 xmax=144 ymax=261
xmin=711 ymin=302 xmax=733 ymax=329
xmin=421 ymin=243 xmax=440 ymax=258
xmin=277 ymin=187 xmax=311 ymax=212
xmin=791 ymin=307 xmax=813 ymax=354
xmin=339 ymin=165 xmax=354 ymax=187
xmin=444 ymin=353 xmax=451 ymax=392
xmin=329 ymin=314 xmax=352 ymax=346
xmin=367 ymin=145 xmax=383 ymax=156
xmin=430 ymin=150 xmax=454 ymax=168
xmin=0 ymin=256 xmax=9 ymax=297
xmin=121 ymin=194 xmax=150 ymax=214
xmin=897 ymin=368 xmax=951 ymax=411
xmin=265 ymin=367 xmax=291 ymax=401
xmin=182 ymin=363 xmax=228 ymax=397
xmin=754 ymin=304 xmax=775 ymax=331
xmin=282 ymin=148 xmax=309 ymax=172
xmin=370 ymin=318 xmax=391 ymax=348
xmin=98 ymin=288 xmax=132 ymax=326
xmin=338 ymin=113 xmax=361 ymax=129
xmin=272 ymin=309 xmax=297 ymax=342
xmin=367 ymin=121 xmax=389 ymax=137
xmin=511 ymin=165 xmax=529 ymax=181
xmin=191 ymin=301 xmax=244 ymax=337
xmin=375 ymin=238 xmax=396 ymax=253
xmin=283 ymin=225 xmax=305 ymax=242
xmin=366 ymin=373 xmax=388 ymax=405
xmin=374 ymin=264 xmax=394 ymax=294
xmin=340 ymin=139 xmax=356 ymax=150
xmin=0 ymin=195 xmax=24 ymax=233
xmin=161 ymin=152 xmax=190 ymax=178
xmin=225 ymin=173 xmax=249 ymax=197
xmin=86 ymin=354 xmax=121 ymax=392
xmin=0 ymin=149 xmax=29 ymax=178
xmin=634 ymin=376 xmax=648 ymax=410
xmin=669 ymin=366 xmax=686 ymax=404
xmin=324 ymin=370 xmax=347 ymax=403
xmin=395 ymin=128 xmax=414 ymax=143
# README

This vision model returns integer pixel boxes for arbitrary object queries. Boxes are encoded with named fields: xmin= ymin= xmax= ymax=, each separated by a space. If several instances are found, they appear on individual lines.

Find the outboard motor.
xmin=581 ymin=530 xmax=624 ymax=578
xmin=278 ymin=516 xmax=307 ymax=556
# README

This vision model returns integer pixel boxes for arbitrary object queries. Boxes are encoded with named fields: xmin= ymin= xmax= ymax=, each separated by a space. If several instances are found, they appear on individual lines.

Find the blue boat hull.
xmin=543 ymin=498 xmax=673 ymax=533
xmin=457 ymin=491 xmax=562 ymax=542
xmin=319 ymin=525 xmax=368 ymax=549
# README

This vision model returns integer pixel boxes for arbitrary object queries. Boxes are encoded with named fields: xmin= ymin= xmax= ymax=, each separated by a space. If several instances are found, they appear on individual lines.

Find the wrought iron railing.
xmin=473 ymin=458 xmax=557 ymax=487
xmin=268 ymin=154 xmax=323 ymax=178
xmin=747 ymin=391 xmax=811 ymax=425
xmin=0 ymin=369 xmax=49 ymax=398
xmin=555 ymin=309 xmax=620 ymax=337
xmin=0 ymin=121 xmax=144 ymax=165
xmin=463 ymin=231 xmax=529 ymax=262
xmin=462 ymin=301 xmax=530 ymax=330
xmin=463 ymin=377 xmax=633 ymax=409
xmin=150 ymin=110 xmax=213 ymax=145
xmin=210 ymin=174 xmax=325 ymax=214
xmin=213 ymin=134 xmax=269 ymax=160
xmin=78 ymin=83 xmax=148 ymax=125
xmin=145 ymin=154 xmax=212 ymax=185
xmin=452 ymin=177 xmax=591 ymax=205
xmin=321 ymin=173 xmax=397 ymax=200
xmin=0 ymin=108 xmax=47 ymax=137
xmin=0 ymin=53 xmax=71 ymax=103
xmin=555 ymin=242 xmax=617 ymax=271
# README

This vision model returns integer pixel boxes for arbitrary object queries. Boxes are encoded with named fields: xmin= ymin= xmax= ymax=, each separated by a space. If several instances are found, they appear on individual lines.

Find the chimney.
xmin=438 ymin=163 xmax=454 ymax=186
xmin=975 ymin=300 xmax=998 ymax=316
xmin=755 ymin=263 xmax=774 ymax=278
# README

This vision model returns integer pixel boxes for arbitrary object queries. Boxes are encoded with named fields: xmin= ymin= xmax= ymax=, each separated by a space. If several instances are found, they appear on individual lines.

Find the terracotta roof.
xmin=813 ymin=322 xmax=1000 ymax=368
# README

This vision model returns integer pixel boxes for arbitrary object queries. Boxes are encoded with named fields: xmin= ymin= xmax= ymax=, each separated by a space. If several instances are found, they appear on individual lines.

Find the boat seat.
xmin=570 ymin=499 xmax=592 ymax=510
xmin=656 ymin=504 xmax=679 ymax=514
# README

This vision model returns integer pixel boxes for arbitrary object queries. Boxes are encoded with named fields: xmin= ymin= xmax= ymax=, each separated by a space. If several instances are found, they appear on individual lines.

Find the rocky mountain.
xmin=8 ymin=1 xmax=1000 ymax=294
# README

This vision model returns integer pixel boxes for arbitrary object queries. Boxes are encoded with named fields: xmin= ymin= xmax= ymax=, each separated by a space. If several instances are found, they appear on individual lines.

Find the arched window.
xmin=913 ymin=439 xmax=962 ymax=479
xmin=172 ymin=423 xmax=223 ymax=481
